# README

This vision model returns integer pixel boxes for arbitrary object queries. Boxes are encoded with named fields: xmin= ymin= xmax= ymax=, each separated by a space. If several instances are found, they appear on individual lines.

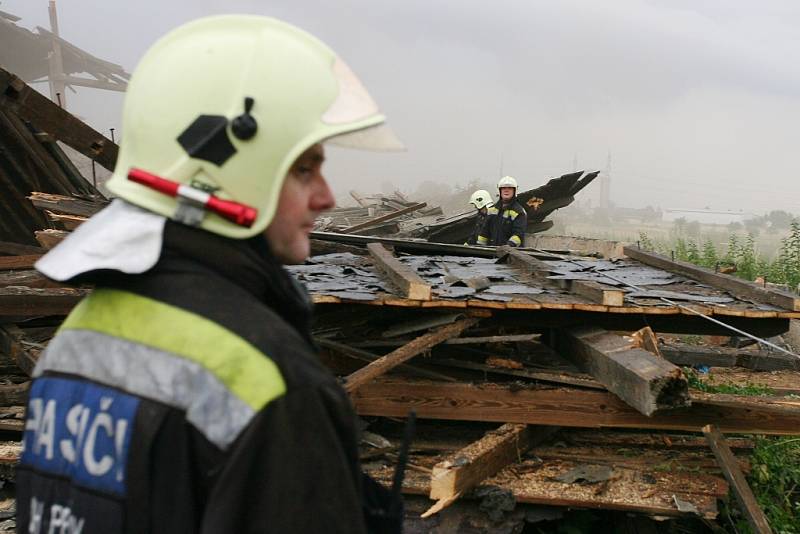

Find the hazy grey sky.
xmin=3 ymin=0 xmax=799 ymax=213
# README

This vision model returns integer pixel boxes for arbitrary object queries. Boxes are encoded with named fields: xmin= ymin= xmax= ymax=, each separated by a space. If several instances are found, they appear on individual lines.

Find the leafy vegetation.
xmin=639 ymin=218 xmax=800 ymax=293
xmin=741 ymin=436 xmax=800 ymax=534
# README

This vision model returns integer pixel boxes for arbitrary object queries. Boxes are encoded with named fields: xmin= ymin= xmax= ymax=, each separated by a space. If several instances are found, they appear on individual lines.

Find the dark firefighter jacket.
xmin=17 ymin=221 xmax=393 ymax=534
xmin=476 ymin=198 xmax=527 ymax=246
xmin=464 ymin=210 xmax=488 ymax=245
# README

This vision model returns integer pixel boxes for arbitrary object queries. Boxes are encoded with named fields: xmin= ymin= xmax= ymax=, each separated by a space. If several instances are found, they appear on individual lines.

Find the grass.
xmin=683 ymin=367 xmax=775 ymax=396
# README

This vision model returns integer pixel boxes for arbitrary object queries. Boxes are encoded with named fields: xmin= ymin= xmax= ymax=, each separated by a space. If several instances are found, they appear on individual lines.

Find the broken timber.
xmin=367 ymin=243 xmax=432 ymax=301
xmin=703 ymin=424 xmax=773 ymax=534
xmin=556 ymin=326 xmax=689 ymax=416
xmin=0 ymin=66 xmax=118 ymax=170
xmin=316 ymin=337 xmax=456 ymax=383
xmin=344 ymin=317 xmax=479 ymax=393
xmin=341 ymin=202 xmax=426 ymax=234
xmin=423 ymin=423 xmax=542 ymax=517
xmin=624 ymin=245 xmax=800 ymax=312
xmin=499 ymin=247 xmax=625 ymax=306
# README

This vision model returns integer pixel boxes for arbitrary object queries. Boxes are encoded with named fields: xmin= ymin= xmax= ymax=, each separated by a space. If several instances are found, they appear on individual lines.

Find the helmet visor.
xmin=325 ymin=122 xmax=405 ymax=151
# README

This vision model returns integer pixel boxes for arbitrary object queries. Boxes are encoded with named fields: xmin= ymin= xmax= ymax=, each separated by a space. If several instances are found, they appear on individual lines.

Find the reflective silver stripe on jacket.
xmin=35 ymin=329 xmax=257 ymax=450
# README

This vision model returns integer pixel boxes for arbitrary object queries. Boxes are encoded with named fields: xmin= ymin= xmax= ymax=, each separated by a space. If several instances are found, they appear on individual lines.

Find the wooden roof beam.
xmin=624 ymin=245 xmax=800 ymax=312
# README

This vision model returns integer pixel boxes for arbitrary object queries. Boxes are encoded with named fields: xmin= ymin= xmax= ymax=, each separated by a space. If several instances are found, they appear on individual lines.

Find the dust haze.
xmin=3 ymin=0 xmax=799 ymax=214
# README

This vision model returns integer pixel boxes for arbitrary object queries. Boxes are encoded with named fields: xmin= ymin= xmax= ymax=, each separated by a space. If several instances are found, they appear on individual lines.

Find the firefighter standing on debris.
xmin=464 ymin=189 xmax=494 ymax=245
xmin=17 ymin=15 xmax=404 ymax=534
xmin=476 ymin=176 xmax=527 ymax=247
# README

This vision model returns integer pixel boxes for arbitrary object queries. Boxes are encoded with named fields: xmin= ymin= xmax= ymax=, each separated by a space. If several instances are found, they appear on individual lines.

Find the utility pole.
xmin=599 ymin=151 xmax=611 ymax=209
xmin=47 ymin=0 xmax=67 ymax=108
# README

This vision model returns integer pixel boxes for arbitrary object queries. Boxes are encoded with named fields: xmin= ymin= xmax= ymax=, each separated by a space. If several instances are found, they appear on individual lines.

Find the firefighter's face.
xmin=499 ymin=187 xmax=515 ymax=202
xmin=265 ymin=144 xmax=334 ymax=264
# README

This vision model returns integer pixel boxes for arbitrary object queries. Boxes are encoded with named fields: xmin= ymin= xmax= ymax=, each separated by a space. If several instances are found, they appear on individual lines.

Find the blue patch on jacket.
xmin=21 ymin=376 xmax=140 ymax=496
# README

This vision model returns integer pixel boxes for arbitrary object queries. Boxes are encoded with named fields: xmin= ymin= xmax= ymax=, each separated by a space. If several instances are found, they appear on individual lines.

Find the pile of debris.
xmin=1 ymin=64 xmax=798 ymax=531
xmin=317 ymin=171 xmax=599 ymax=245
xmin=315 ymin=190 xmax=443 ymax=236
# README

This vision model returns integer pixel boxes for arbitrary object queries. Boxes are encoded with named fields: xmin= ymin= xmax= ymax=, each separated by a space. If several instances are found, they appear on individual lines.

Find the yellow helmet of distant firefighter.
xmin=106 ymin=15 xmax=403 ymax=239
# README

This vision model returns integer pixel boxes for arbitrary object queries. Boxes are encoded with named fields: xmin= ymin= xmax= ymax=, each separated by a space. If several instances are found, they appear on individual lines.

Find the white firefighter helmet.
xmin=497 ymin=176 xmax=518 ymax=190
xmin=468 ymin=189 xmax=493 ymax=210
xmin=105 ymin=15 xmax=403 ymax=239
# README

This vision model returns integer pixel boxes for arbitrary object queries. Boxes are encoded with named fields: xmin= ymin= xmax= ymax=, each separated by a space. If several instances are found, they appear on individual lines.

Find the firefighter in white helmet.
xmin=20 ymin=15 xmax=404 ymax=533
xmin=464 ymin=189 xmax=494 ymax=245
xmin=477 ymin=176 xmax=527 ymax=247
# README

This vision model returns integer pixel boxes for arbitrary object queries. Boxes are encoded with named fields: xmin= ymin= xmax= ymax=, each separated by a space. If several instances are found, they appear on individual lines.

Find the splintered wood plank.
xmin=341 ymin=202 xmax=426 ymax=234
xmin=0 ymin=255 xmax=41 ymax=271
xmin=352 ymin=379 xmax=800 ymax=435
xmin=624 ymin=246 xmax=800 ymax=312
xmin=367 ymin=243 xmax=431 ymax=301
xmin=423 ymin=424 xmax=537 ymax=517
xmin=499 ymin=247 xmax=625 ymax=306
xmin=344 ymin=317 xmax=479 ymax=393
xmin=423 ymin=424 xmax=560 ymax=517
xmin=703 ymin=425 xmax=773 ymax=534
xmin=556 ymin=326 xmax=690 ymax=416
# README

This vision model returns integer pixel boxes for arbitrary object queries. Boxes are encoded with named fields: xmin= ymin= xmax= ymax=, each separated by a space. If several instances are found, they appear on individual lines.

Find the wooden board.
xmin=662 ymin=342 xmax=799 ymax=371
xmin=624 ymin=246 xmax=800 ymax=312
xmin=344 ymin=317 xmax=479 ymax=392
xmin=0 ymin=241 xmax=45 ymax=256
xmin=352 ymin=378 xmax=800 ymax=435
xmin=367 ymin=243 xmax=432 ymax=301
xmin=0 ymin=286 xmax=87 ymax=316
xmin=0 ymin=255 xmax=41 ymax=271
xmin=703 ymin=425 xmax=772 ymax=533
xmin=424 ymin=423 xmax=536 ymax=516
